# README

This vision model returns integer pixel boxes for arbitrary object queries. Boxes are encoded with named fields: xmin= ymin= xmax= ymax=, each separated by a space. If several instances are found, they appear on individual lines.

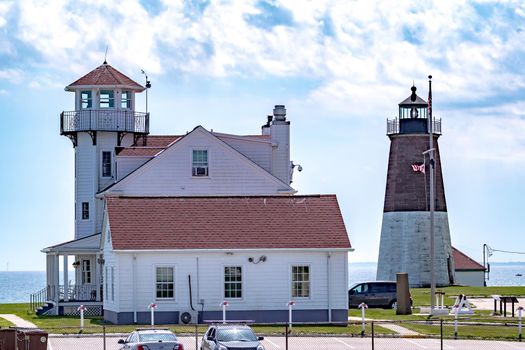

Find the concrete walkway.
xmin=0 ymin=314 xmax=38 ymax=328
xmin=348 ymin=316 xmax=420 ymax=336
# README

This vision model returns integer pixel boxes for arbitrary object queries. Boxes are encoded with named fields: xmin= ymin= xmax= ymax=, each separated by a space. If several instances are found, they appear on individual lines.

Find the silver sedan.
xmin=118 ymin=329 xmax=184 ymax=350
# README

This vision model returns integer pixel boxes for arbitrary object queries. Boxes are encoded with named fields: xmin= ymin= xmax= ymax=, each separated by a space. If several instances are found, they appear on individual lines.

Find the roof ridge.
xmin=107 ymin=194 xmax=333 ymax=200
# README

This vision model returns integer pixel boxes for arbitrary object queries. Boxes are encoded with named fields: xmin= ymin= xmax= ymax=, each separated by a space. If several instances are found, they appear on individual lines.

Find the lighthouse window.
xmin=80 ymin=91 xmax=92 ymax=109
xmin=100 ymin=90 xmax=115 ymax=108
xmin=102 ymin=151 xmax=112 ymax=177
xmin=121 ymin=91 xmax=131 ymax=109
xmin=82 ymin=202 xmax=89 ymax=220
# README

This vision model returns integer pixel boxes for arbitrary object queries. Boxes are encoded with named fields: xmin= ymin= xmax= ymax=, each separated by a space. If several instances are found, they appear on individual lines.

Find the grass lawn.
xmin=0 ymin=303 xmax=394 ymax=336
xmin=400 ymin=322 xmax=522 ymax=340
xmin=410 ymin=286 xmax=525 ymax=307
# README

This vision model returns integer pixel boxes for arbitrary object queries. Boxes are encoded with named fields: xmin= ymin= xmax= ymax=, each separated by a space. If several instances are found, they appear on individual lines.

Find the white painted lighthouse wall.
xmin=76 ymin=132 xmax=136 ymax=239
xmin=216 ymin=135 xmax=272 ymax=173
xmin=377 ymin=211 xmax=454 ymax=287
xmin=75 ymin=133 xmax=97 ymax=239
xmin=112 ymin=251 xmax=348 ymax=314
xmin=106 ymin=128 xmax=291 ymax=196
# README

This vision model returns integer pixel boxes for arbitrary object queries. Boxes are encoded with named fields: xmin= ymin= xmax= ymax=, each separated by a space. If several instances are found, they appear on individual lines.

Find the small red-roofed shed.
xmin=452 ymin=247 xmax=486 ymax=286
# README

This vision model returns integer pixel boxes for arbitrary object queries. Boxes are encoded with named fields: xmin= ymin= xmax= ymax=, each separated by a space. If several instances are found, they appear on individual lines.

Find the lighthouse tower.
xmin=376 ymin=82 xmax=455 ymax=287
xmin=60 ymin=62 xmax=148 ymax=240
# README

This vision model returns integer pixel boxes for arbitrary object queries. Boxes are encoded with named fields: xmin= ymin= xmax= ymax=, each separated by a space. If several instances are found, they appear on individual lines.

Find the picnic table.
xmin=492 ymin=295 xmax=520 ymax=317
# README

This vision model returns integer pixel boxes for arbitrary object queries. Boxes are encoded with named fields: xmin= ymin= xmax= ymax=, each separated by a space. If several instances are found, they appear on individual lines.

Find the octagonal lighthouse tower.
xmin=376 ymin=80 xmax=455 ymax=287
xmin=60 ymin=61 xmax=148 ymax=239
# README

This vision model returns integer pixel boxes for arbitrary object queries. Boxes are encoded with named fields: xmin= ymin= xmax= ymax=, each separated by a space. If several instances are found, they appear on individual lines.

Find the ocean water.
xmin=0 ymin=263 xmax=523 ymax=303
xmin=348 ymin=262 xmax=525 ymax=287
xmin=0 ymin=271 xmax=46 ymax=304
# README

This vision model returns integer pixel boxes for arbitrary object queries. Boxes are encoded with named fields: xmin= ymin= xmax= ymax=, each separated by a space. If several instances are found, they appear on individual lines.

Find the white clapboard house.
xmin=36 ymin=62 xmax=353 ymax=324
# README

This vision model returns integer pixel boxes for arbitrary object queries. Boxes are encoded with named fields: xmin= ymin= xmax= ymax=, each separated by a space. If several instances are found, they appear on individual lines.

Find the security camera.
xmin=297 ymin=165 xmax=303 ymax=172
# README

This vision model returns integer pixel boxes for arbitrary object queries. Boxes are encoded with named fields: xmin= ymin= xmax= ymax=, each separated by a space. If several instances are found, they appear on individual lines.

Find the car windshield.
xmin=139 ymin=333 xmax=177 ymax=342
xmin=217 ymin=328 xmax=257 ymax=342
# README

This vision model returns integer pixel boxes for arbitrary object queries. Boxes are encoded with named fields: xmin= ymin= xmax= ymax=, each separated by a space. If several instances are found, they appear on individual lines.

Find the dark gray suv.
xmin=348 ymin=281 xmax=411 ymax=308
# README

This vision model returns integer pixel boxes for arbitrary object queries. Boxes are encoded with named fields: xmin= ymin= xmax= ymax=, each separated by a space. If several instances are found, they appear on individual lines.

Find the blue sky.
xmin=0 ymin=0 xmax=524 ymax=270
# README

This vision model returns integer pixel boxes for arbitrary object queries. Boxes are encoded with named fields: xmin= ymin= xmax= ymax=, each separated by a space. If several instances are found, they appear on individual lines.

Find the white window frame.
xmin=223 ymin=265 xmax=243 ymax=300
xmin=111 ymin=266 xmax=115 ymax=301
xmin=104 ymin=266 xmax=108 ymax=300
xmin=291 ymin=264 xmax=311 ymax=299
xmin=101 ymin=151 xmax=112 ymax=178
xmin=155 ymin=265 xmax=175 ymax=301
xmin=192 ymin=149 xmax=209 ymax=177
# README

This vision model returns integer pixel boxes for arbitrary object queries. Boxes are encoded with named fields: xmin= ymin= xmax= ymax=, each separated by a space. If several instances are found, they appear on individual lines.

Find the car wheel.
xmin=389 ymin=300 xmax=397 ymax=309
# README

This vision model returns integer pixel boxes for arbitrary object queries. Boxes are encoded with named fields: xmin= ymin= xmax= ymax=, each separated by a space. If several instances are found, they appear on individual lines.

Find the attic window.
xmin=192 ymin=150 xmax=208 ymax=177
xmin=100 ymin=90 xmax=114 ymax=108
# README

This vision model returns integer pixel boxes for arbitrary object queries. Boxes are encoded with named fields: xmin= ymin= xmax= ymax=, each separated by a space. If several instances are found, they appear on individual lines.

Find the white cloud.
xmin=0 ymin=69 xmax=24 ymax=81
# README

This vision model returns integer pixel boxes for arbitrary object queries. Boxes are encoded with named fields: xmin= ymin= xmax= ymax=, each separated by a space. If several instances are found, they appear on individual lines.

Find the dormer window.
xmin=192 ymin=149 xmax=208 ymax=177
xmin=121 ymin=91 xmax=131 ymax=109
xmin=100 ymin=90 xmax=114 ymax=108
xmin=80 ymin=91 xmax=92 ymax=109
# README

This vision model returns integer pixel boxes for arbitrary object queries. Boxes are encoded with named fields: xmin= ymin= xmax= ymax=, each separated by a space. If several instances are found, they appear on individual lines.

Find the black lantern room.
xmin=398 ymin=85 xmax=429 ymax=134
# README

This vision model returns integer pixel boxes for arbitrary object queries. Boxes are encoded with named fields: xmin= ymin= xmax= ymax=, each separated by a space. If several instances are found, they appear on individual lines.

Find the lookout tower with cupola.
xmin=60 ymin=61 xmax=148 ymax=240
xmin=376 ymin=81 xmax=455 ymax=287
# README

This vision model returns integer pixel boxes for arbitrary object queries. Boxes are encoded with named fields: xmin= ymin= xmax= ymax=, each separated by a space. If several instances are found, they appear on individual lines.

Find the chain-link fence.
xmin=1 ymin=319 xmax=523 ymax=350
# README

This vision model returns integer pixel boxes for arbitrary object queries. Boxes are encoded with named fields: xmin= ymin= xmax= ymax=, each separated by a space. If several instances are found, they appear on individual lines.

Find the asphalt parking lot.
xmin=47 ymin=335 xmax=525 ymax=350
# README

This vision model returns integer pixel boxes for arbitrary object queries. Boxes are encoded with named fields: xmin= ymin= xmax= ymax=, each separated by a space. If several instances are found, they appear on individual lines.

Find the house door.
xmin=81 ymin=259 xmax=92 ymax=284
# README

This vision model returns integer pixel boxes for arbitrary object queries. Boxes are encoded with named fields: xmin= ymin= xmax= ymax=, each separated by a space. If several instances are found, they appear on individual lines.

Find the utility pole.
xmin=428 ymin=75 xmax=436 ymax=313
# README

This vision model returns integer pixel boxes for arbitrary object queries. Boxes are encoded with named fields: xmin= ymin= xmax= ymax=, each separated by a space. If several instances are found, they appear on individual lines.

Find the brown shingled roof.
xmin=452 ymin=247 xmax=485 ymax=271
xmin=116 ymin=136 xmax=182 ymax=157
xmin=107 ymin=195 xmax=351 ymax=250
xmin=66 ymin=63 xmax=144 ymax=91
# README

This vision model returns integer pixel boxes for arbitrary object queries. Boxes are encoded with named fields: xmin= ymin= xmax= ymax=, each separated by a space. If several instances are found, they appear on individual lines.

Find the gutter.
xmin=132 ymin=253 xmax=137 ymax=323
xmin=113 ymin=248 xmax=354 ymax=253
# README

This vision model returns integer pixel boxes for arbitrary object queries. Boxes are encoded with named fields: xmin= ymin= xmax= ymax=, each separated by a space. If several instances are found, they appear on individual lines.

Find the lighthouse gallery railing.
xmin=60 ymin=110 xmax=149 ymax=134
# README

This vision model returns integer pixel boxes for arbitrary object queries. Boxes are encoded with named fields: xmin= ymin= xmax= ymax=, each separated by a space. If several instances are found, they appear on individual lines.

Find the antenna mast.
xmin=141 ymin=70 xmax=152 ymax=114
xmin=104 ymin=45 xmax=109 ymax=64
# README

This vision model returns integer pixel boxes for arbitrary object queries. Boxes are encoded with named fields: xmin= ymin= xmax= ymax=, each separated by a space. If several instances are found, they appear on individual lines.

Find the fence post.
xmin=440 ymin=318 xmax=443 ymax=350
xmin=371 ymin=321 xmax=375 ymax=350
xmin=518 ymin=306 xmax=523 ymax=342
xmin=285 ymin=324 xmax=289 ymax=350
xmin=195 ymin=324 xmax=199 ymax=350
xmin=358 ymin=302 xmax=368 ymax=336
xmin=103 ymin=325 xmax=106 ymax=350
xmin=454 ymin=305 xmax=459 ymax=339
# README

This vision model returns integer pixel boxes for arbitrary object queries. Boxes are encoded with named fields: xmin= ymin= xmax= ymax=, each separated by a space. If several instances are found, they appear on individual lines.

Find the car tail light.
xmin=176 ymin=343 xmax=184 ymax=350
xmin=137 ymin=346 xmax=144 ymax=350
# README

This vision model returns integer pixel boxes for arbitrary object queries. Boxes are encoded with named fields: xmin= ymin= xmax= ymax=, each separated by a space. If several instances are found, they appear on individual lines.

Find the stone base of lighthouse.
xmin=376 ymin=211 xmax=455 ymax=287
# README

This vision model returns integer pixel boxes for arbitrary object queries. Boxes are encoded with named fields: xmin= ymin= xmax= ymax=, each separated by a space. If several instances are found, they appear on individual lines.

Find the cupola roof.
xmin=65 ymin=62 xmax=145 ymax=91
xmin=399 ymin=85 xmax=428 ymax=108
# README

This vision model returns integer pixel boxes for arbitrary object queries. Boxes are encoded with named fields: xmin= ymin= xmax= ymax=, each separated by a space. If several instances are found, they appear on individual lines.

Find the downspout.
xmin=132 ymin=254 xmax=137 ymax=323
xmin=196 ymin=257 xmax=200 ymax=304
xmin=327 ymin=252 xmax=332 ymax=323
